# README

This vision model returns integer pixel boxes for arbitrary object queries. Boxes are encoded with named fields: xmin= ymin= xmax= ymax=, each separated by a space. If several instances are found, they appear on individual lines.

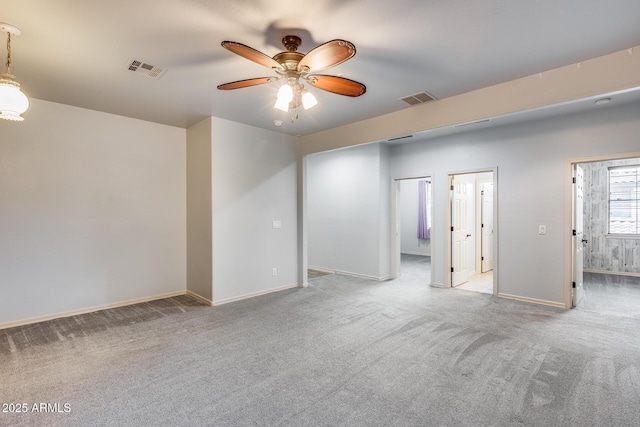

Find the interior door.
xmin=481 ymin=182 xmax=494 ymax=273
xmin=452 ymin=177 xmax=472 ymax=286
xmin=572 ymin=164 xmax=585 ymax=307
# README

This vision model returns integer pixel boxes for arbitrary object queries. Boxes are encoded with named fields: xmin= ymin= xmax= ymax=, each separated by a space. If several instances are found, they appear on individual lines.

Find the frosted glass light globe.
xmin=0 ymin=80 xmax=29 ymax=121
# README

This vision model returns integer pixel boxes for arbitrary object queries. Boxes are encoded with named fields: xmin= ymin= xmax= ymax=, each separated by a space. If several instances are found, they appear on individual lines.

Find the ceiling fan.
xmin=217 ymin=35 xmax=366 ymax=113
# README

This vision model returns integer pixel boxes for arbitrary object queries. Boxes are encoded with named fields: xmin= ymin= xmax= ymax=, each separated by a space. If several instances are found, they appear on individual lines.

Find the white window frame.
xmin=608 ymin=165 xmax=640 ymax=238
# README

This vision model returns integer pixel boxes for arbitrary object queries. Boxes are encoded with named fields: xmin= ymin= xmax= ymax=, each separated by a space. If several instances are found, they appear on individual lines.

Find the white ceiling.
xmin=3 ymin=0 xmax=640 ymax=136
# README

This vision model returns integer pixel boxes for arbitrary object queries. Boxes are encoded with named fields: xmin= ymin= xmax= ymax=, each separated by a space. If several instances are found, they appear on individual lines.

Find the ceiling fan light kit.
xmin=302 ymin=90 xmax=317 ymax=109
xmin=0 ymin=22 xmax=29 ymax=122
xmin=218 ymin=34 xmax=365 ymax=121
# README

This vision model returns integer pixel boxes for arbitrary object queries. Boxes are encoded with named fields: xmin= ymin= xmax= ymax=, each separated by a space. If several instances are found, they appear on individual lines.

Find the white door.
xmin=452 ymin=177 xmax=472 ymax=286
xmin=481 ymin=182 xmax=494 ymax=273
xmin=572 ymin=164 xmax=585 ymax=307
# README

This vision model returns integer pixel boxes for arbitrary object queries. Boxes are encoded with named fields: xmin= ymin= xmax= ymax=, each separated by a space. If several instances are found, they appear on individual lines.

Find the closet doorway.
xmin=391 ymin=176 xmax=434 ymax=284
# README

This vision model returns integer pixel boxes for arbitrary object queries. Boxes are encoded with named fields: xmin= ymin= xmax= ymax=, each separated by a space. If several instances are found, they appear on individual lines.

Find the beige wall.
xmin=298 ymin=46 xmax=640 ymax=155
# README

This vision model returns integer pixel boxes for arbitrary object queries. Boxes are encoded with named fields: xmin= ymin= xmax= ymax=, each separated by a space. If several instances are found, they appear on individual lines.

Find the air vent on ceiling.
xmin=387 ymin=134 xmax=414 ymax=142
xmin=400 ymin=91 xmax=437 ymax=106
xmin=126 ymin=59 xmax=167 ymax=79
xmin=453 ymin=119 xmax=491 ymax=128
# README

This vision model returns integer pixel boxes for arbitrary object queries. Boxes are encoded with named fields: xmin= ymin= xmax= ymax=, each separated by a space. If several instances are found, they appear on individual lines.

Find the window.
xmin=609 ymin=166 xmax=640 ymax=234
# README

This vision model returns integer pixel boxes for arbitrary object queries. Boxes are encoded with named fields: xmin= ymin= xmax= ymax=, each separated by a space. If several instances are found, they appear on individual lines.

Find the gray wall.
xmin=186 ymin=118 xmax=213 ymax=300
xmin=391 ymin=101 xmax=640 ymax=304
xmin=378 ymin=144 xmax=391 ymax=277
xmin=391 ymin=104 xmax=640 ymax=305
xmin=1 ymin=100 xmax=298 ymax=324
xmin=211 ymin=118 xmax=298 ymax=302
xmin=307 ymin=143 xmax=391 ymax=279
xmin=0 ymin=99 xmax=187 ymax=325
xmin=582 ymin=158 xmax=640 ymax=274
xmin=305 ymin=101 xmax=640 ymax=306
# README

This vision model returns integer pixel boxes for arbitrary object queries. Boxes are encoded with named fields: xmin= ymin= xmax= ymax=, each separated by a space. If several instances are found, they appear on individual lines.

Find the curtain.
xmin=418 ymin=180 xmax=431 ymax=239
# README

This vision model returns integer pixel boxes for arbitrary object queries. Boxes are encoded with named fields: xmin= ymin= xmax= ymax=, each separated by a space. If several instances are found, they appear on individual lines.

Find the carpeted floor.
xmin=1 ymin=256 xmax=640 ymax=426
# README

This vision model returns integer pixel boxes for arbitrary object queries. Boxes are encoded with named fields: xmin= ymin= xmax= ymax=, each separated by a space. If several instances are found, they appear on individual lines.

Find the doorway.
xmin=568 ymin=154 xmax=640 ymax=310
xmin=391 ymin=176 xmax=434 ymax=285
xmin=448 ymin=169 xmax=497 ymax=295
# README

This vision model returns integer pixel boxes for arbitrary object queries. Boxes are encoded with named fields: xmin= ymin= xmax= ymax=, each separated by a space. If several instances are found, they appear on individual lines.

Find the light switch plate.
xmin=272 ymin=220 xmax=282 ymax=229
xmin=539 ymin=225 xmax=547 ymax=235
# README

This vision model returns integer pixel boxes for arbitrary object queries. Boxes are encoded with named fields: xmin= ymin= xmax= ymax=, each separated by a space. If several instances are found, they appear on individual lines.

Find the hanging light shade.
xmin=274 ymin=82 xmax=294 ymax=112
xmin=274 ymin=96 xmax=290 ymax=112
xmin=302 ymin=90 xmax=318 ymax=110
xmin=0 ymin=80 xmax=29 ymax=121
xmin=0 ymin=23 xmax=29 ymax=122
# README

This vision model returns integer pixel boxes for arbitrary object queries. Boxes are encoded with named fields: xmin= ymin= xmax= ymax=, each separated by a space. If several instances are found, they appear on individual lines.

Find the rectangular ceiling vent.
xmin=400 ymin=91 xmax=437 ymax=106
xmin=387 ymin=134 xmax=414 ymax=142
xmin=126 ymin=59 xmax=167 ymax=79
xmin=453 ymin=119 xmax=491 ymax=128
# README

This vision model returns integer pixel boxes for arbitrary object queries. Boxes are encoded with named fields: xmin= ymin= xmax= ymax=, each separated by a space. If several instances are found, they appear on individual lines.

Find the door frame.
xmin=447 ymin=167 xmax=499 ymax=294
xmin=564 ymin=150 xmax=640 ymax=309
xmin=480 ymin=181 xmax=495 ymax=273
xmin=390 ymin=174 xmax=435 ymax=284
xmin=571 ymin=164 xmax=585 ymax=307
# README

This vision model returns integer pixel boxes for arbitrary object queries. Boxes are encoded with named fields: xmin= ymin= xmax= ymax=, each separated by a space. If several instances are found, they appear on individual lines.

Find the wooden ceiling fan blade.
xmin=221 ymin=41 xmax=283 ymax=70
xmin=298 ymin=40 xmax=356 ymax=73
xmin=217 ymin=77 xmax=277 ymax=90
xmin=307 ymin=75 xmax=366 ymax=97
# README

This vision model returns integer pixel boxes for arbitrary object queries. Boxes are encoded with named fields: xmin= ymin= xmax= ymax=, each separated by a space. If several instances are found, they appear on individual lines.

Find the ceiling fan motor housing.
xmin=281 ymin=35 xmax=302 ymax=52
xmin=272 ymin=51 xmax=304 ymax=71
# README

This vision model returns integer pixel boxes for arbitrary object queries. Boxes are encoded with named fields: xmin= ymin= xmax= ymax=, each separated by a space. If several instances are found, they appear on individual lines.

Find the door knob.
xmin=582 ymin=239 xmax=588 ymax=244
xmin=466 ymin=234 xmax=472 ymax=237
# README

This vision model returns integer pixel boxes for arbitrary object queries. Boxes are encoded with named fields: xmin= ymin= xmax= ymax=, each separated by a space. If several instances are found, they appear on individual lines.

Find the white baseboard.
xmin=186 ymin=290 xmax=213 ymax=306
xmin=400 ymin=251 xmax=431 ymax=257
xmin=334 ymin=269 xmax=390 ymax=282
xmin=497 ymin=293 xmax=566 ymax=309
xmin=307 ymin=265 xmax=334 ymax=274
xmin=584 ymin=269 xmax=640 ymax=278
xmin=308 ymin=265 xmax=389 ymax=281
xmin=0 ymin=290 xmax=187 ymax=330
xmin=212 ymin=283 xmax=299 ymax=306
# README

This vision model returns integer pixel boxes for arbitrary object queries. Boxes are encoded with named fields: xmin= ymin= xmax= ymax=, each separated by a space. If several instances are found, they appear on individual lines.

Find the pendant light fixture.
xmin=0 ymin=22 xmax=29 ymax=121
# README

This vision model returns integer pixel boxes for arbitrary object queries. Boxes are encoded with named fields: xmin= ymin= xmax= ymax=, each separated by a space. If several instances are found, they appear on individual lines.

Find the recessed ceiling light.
xmin=273 ymin=119 xmax=283 ymax=127
xmin=595 ymin=97 xmax=612 ymax=106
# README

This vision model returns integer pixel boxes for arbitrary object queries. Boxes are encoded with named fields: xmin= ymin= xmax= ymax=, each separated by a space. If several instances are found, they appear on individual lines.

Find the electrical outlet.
xmin=272 ymin=268 xmax=277 ymax=276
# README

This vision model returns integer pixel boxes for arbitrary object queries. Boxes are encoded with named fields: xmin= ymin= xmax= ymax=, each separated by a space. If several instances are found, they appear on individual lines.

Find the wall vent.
xmin=400 ymin=91 xmax=437 ymax=106
xmin=126 ymin=59 xmax=167 ymax=79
